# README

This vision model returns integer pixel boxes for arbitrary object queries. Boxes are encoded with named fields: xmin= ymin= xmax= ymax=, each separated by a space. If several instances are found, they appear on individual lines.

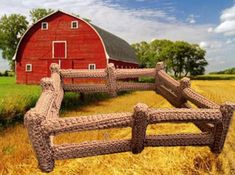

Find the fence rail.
xmin=24 ymin=62 xmax=235 ymax=173
xmin=63 ymin=84 xmax=108 ymax=93
xmin=115 ymin=68 xmax=155 ymax=79
xmin=60 ymin=69 xmax=107 ymax=78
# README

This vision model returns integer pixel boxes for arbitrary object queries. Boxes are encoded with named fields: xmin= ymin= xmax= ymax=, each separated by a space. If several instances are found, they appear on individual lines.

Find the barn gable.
xmin=15 ymin=10 xmax=137 ymax=64
xmin=14 ymin=10 xmax=138 ymax=84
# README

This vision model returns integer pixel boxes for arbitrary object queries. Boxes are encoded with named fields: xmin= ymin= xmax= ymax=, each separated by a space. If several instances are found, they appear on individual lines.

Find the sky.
xmin=0 ymin=0 xmax=235 ymax=72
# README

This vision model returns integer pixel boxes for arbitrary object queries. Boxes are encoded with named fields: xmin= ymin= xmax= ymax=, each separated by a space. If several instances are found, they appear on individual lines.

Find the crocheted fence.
xmin=24 ymin=62 xmax=235 ymax=172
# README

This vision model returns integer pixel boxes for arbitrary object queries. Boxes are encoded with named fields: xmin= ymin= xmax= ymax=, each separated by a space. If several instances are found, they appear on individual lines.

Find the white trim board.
xmin=25 ymin=64 xmax=32 ymax=72
xmin=88 ymin=63 xmax=96 ymax=70
xmin=52 ymin=41 xmax=67 ymax=59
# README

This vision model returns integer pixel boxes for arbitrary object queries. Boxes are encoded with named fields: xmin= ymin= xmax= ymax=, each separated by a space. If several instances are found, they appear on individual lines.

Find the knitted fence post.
xmin=131 ymin=103 xmax=148 ymax=154
xmin=50 ymin=63 xmax=60 ymax=74
xmin=155 ymin=62 xmax=164 ymax=93
xmin=106 ymin=63 xmax=117 ymax=97
xmin=211 ymin=102 xmax=235 ymax=153
xmin=179 ymin=77 xmax=191 ymax=90
xmin=24 ymin=110 xmax=54 ymax=172
xmin=24 ymin=78 xmax=56 ymax=172
xmin=49 ymin=63 xmax=64 ymax=118
xmin=179 ymin=77 xmax=191 ymax=107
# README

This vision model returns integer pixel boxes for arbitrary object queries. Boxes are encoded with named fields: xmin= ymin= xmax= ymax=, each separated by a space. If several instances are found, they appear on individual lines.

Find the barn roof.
xmin=91 ymin=24 xmax=137 ymax=64
xmin=14 ymin=10 xmax=138 ymax=64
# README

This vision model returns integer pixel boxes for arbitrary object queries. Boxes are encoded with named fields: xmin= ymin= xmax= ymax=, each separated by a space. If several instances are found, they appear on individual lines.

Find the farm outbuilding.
xmin=14 ymin=10 xmax=138 ymax=84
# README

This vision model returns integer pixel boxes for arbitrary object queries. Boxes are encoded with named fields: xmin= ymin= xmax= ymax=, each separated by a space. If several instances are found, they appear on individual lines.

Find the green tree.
xmin=184 ymin=43 xmax=207 ymax=76
xmin=166 ymin=41 xmax=207 ymax=77
xmin=0 ymin=14 xmax=28 ymax=70
xmin=30 ymin=8 xmax=54 ymax=23
xmin=132 ymin=40 xmax=174 ymax=69
xmin=132 ymin=39 xmax=208 ymax=78
xmin=149 ymin=39 xmax=174 ymax=72
xmin=132 ymin=41 xmax=152 ymax=68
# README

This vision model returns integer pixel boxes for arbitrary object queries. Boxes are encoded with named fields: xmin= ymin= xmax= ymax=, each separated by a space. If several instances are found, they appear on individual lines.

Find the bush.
xmin=0 ymin=70 xmax=14 ymax=77
xmin=0 ymin=94 xmax=39 ymax=129
xmin=138 ymin=77 xmax=155 ymax=83
xmin=3 ymin=70 xmax=8 ymax=76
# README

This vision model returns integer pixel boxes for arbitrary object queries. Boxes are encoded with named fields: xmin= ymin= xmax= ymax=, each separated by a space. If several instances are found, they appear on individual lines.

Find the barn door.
xmin=53 ymin=41 xmax=67 ymax=59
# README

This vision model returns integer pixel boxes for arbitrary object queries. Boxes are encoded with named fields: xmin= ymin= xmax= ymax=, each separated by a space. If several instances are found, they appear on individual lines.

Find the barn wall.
xmin=16 ymin=12 xmax=107 ymax=84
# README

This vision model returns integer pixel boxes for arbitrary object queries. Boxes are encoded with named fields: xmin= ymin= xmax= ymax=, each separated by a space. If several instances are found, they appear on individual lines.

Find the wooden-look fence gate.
xmin=24 ymin=62 xmax=235 ymax=172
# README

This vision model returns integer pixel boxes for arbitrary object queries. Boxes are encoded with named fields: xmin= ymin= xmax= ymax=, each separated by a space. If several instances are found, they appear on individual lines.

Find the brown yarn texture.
xmin=24 ymin=62 xmax=235 ymax=173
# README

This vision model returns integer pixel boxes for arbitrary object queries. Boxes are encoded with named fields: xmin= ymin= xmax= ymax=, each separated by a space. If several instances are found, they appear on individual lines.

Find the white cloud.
xmin=0 ymin=0 xmax=210 ymax=43
xmin=220 ymin=5 xmax=235 ymax=21
xmin=207 ymin=27 xmax=213 ymax=32
xmin=206 ymin=43 xmax=235 ymax=72
xmin=186 ymin=14 xmax=196 ymax=24
xmin=226 ymin=39 xmax=233 ymax=44
xmin=214 ymin=4 xmax=235 ymax=35
xmin=199 ymin=41 xmax=209 ymax=49
xmin=199 ymin=41 xmax=223 ymax=49
xmin=226 ymin=37 xmax=235 ymax=44
xmin=215 ymin=21 xmax=235 ymax=35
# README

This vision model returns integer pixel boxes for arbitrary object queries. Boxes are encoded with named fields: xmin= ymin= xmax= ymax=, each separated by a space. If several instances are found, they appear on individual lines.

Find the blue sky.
xmin=0 ymin=0 xmax=235 ymax=72
xmin=108 ymin=0 xmax=233 ymax=24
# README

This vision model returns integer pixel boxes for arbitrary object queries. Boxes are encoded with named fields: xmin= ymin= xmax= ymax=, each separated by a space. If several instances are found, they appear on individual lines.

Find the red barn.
xmin=14 ymin=10 xmax=138 ymax=84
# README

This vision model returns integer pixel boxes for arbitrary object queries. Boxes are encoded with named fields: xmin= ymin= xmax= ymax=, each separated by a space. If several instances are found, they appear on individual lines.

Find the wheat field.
xmin=0 ymin=80 xmax=235 ymax=175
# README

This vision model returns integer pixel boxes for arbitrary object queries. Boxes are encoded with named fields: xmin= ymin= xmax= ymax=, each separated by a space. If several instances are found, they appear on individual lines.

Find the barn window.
xmin=25 ymin=64 xmax=32 ymax=72
xmin=71 ymin=21 xmax=78 ymax=29
xmin=88 ymin=64 xmax=96 ymax=70
xmin=41 ymin=22 xmax=48 ymax=30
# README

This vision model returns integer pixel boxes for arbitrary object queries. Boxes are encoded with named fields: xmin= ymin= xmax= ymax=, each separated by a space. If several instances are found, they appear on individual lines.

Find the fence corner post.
xmin=50 ymin=63 xmax=60 ymax=74
xmin=24 ymin=109 xmax=55 ymax=172
xmin=131 ymin=103 xmax=148 ymax=154
xmin=106 ymin=63 xmax=117 ymax=97
xmin=211 ymin=102 xmax=235 ymax=153
xmin=179 ymin=77 xmax=191 ymax=89
xmin=178 ymin=77 xmax=191 ymax=107
xmin=49 ymin=63 xmax=64 ymax=118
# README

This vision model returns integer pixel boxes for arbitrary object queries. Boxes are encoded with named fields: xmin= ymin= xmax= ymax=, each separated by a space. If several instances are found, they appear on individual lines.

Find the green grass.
xmin=0 ymin=77 xmax=110 ymax=129
xmin=0 ymin=77 xmax=40 ymax=98
xmin=0 ymin=77 xmax=40 ymax=127
xmin=193 ymin=74 xmax=235 ymax=80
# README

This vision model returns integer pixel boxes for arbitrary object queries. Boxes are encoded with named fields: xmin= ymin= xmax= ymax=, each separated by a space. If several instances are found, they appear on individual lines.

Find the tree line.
xmin=132 ymin=40 xmax=208 ymax=78
xmin=210 ymin=67 xmax=235 ymax=74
